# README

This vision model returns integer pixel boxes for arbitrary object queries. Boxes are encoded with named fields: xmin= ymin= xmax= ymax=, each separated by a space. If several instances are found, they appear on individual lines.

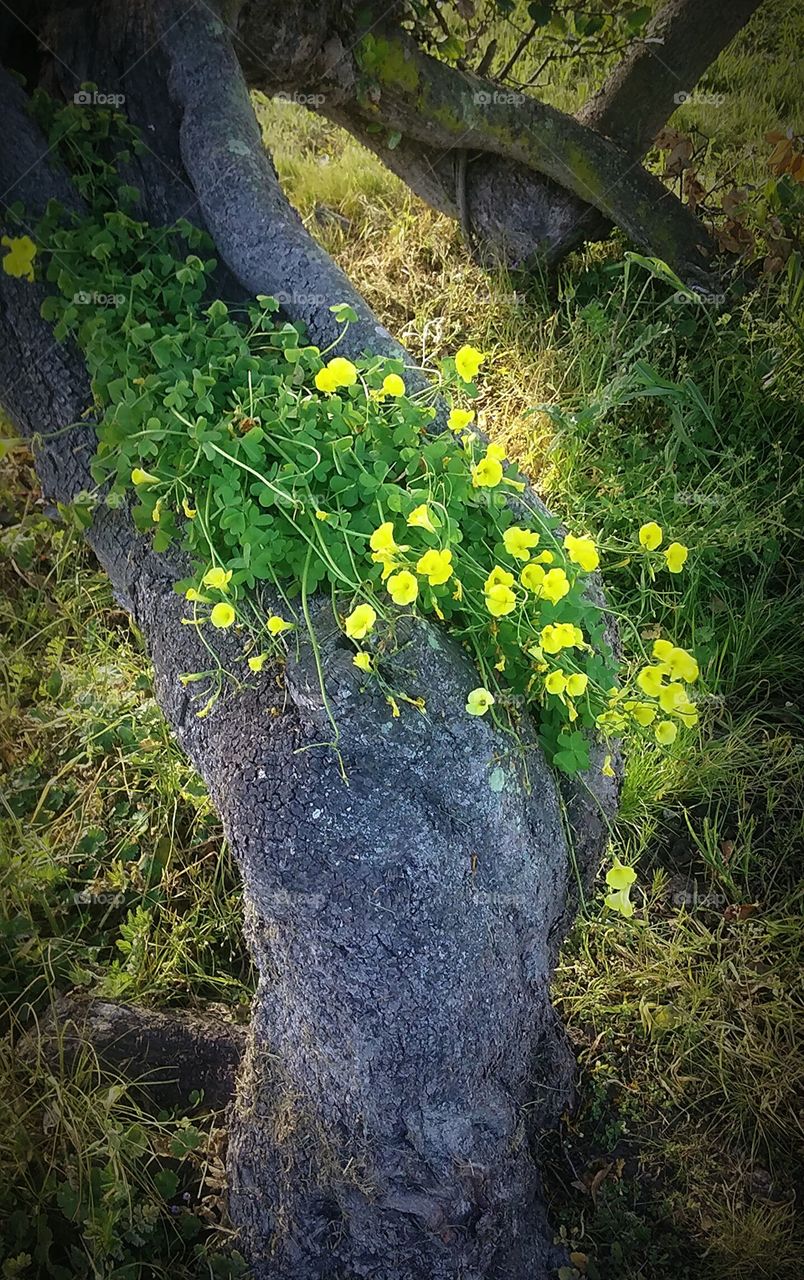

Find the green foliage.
xmin=13 ymin=93 xmax=699 ymax=775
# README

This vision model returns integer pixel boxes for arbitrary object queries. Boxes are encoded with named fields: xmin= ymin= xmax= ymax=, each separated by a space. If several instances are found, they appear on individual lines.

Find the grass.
xmin=2 ymin=5 xmax=803 ymax=1277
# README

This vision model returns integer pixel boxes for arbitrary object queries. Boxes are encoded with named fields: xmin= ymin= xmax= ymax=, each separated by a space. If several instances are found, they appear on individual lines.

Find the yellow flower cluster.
xmin=598 ymin=638 xmax=699 ymax=745
xmin=539 ymin=622 xmax=584 ymax=654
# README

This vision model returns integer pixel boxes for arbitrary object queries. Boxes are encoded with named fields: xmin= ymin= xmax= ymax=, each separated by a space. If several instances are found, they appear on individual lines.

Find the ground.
xmin=1 ymin=3 xmax=802 ymax=1277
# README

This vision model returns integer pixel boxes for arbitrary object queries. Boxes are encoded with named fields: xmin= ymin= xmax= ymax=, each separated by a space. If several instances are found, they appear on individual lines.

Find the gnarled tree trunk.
xmin=0 ymin=3 xmax=619 ymax=1276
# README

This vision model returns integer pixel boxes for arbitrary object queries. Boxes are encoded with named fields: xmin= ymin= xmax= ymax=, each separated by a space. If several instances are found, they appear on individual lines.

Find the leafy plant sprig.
xmin=2 ymin=93 xmax=701 ymax=782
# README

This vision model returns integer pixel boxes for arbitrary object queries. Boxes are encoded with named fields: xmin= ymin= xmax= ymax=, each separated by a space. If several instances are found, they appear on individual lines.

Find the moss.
xmin=562 ymin=141 xmax=607 ymax=205
xmin=356 ymin=35 xmax=420 ymax=94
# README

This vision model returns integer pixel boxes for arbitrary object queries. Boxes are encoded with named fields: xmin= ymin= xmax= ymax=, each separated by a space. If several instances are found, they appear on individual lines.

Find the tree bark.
xmin=0 ymin=4 xmax=618 ymax=1275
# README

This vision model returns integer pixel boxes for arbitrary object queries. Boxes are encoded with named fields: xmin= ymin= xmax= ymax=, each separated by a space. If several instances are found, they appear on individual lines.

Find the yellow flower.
xmin=471 ymin=456 xmax=503 ymax=488
xmin=652 ymin=639 xmax=674 ymax=662
xmin=182 ymin=496 xmax=196 ymax=518
xmin=597 ymin=708 xmax=627 ymax=734
xmin=248 ymin=653 xmax=268 ymax=672
xmin=455 ymin=344 xmax=485 ymax=382
xmin=151 ymin=500 xmax=162 ymax=524
xmin=447 ymin=407 xmax=474 ymax=431
xmin=382 ymin=373 xmax=405 ymax=397
xmin=534 ymin=550 xmax=554 ymax=565
xmin=353 ymin=651 xmax=372 ymax=672
xmin=131 ymin=467 xmax=159 ymax=486
xmin=370 ymin=522 xmax=405 ymax=556
xmin=538 ymin=568 xmax=570 ymax=605
xmin=315 ymin=509 xmax=330 ymax=521
xmin=486 ymin=443 xmax=505 ymax=462
xmin=387 ymin=696 xmax=401 ymax=718
xmin=203 ymin=566 xmax=233 ymax=592
xmin=387 ymin=570 xmax=418 ymax=606
xmin=185 ymin=587 xmax=210 ymax=603
xmin=267 ymin=614 xmax=294 ymax=635
xmin=563 ymin=533 xmax=599 ymax=572
xmin=631 ymin=703 xmax=657 ymax=726
xmin=655 ymin=719 xmax=678 ymax=745
xmin=604 ymin=857 xmax=637 ymax=917
xmin=602 ymin=754 xmax=615 ymax=778
xmin=407 ymin=504 xmax=437 ymax=533
xmin=520 ymin=563 xmax=545 ymax=592
xmin=636 ymin=664 xmax=667 ymax=698
xmin=1 ymin=234 xmax=36 ymax=282
xmin=544 ymin=670 xmax=567 ymax=696
xmin=503 ymin=525 xmax=540 ymax=561
xmin=607 ymin=857 xmax=636 ymax=892
xmin=656 ymin=682 xmax=697 ymax=725
xmin=210 ymin=602 xmax=235 ymax=629
xmin=485 ymin=565 xmax=514 ymax=591
xmin=639 ymin=522 xmax=663 ymax=551
xmin=566 ymin=672 xmax=589 ymax=697
xmin=344 ymin=603 xmax=376 ymax=639
xmin=416 ymin=548 xmax=453 ymax=586
xmin=540 ymin=623 xmax=578 ymax=655
xmin=315 ymin=356 xmax=358 ymax=393
xmin=485 ymin=583 xmax=516 ymax=617
xmin=657 ymin=681 xmax=687 ymax=715
xmin=664 ymin=541 xmax=688 ymax=573
xmin=666 ymin=645 xmax=699 ymax=683
xmin=466 ymin=687 xmax=495 ymax=716
xmin=373 ymin=555 xmax=397 ymax=581
xmin=540 ymin=625 xmax=564 ymax=655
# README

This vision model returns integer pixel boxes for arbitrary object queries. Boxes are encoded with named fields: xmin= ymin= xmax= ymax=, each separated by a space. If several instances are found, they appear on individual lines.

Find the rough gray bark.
xmin=0 ymin=5 xmax=618 ymax=1276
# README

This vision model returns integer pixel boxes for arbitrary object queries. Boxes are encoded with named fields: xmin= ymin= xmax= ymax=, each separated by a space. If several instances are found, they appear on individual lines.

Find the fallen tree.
xmin=0 ymin=3 xmax=716 ymax=1277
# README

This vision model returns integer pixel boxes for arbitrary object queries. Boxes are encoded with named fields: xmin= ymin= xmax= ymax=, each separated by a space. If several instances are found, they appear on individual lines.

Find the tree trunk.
xmin=0 ymin=4 xmax=618 ymax=1275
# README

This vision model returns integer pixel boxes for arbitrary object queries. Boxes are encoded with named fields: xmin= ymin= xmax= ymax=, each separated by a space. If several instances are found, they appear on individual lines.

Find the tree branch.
xmin=579 ymin=0 xmax=764 ymax=152
xmin=237 ymin=0 xmax=762 ymax=271
xmin=31 ymin=997 xmax=245 ymax=1110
